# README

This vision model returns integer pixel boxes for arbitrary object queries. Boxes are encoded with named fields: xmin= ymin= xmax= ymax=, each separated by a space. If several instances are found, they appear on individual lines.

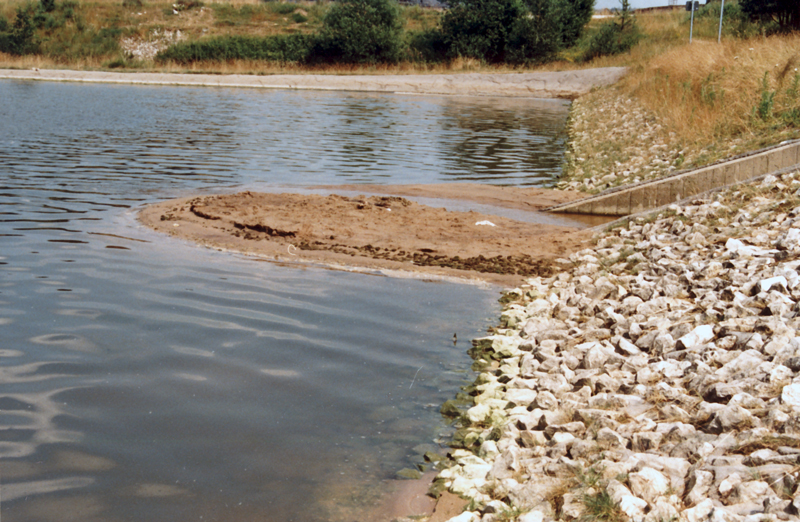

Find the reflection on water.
xmin=0 ymin=80 xmax=570 ymax=521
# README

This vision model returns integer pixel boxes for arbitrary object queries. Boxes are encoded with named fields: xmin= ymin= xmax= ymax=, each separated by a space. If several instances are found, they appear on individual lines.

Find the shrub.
xmin=0 ymin=7 xmax=39 ymax=55
xmin=311 ymin=0 xmax=403 ymax=63
xmin=174 ymin=0 xmax=204 ymax=11
xmin=406 ymin=27 xmax=447 ymax=62
xmin=157 ymin=34 xmax=313 ymax=63
xmin=581 ymin=21 xmax=640 ymax=61
xmin=552 ymin=0 xmax=594 ymax=46
xmin=581 ymin=0 xmax=641 ymax=61
xmin=40 ymin=0 xmax=56 ymax=13
xmin=440 ymin=0 xmax=522 ymax=63
xmin=506 ymin=0 xmax=561 ymax=64
xmin=739 ymin=0 xmax=800 ymax=33
xmin=268 ymin=2 xmax=299 ymax=15
xmin=439 ymin=0 xmax=591 ymax=64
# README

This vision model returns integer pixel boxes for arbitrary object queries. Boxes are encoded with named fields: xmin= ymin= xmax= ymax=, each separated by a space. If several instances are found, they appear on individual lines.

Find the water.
xmin=0 ymin=80 xmax=571 ymax=522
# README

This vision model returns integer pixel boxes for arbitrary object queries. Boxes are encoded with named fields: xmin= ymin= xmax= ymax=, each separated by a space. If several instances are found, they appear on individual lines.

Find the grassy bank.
xmin=560 ymin=30 xmax=800 ymax=193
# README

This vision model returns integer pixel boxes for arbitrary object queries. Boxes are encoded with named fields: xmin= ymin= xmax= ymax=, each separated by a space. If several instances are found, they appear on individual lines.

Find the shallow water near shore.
xmin=0 ymin=80 xmax=570 ymax=521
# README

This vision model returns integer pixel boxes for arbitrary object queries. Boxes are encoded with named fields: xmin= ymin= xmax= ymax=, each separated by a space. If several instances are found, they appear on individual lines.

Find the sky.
xmin=594 ymin=0 xmax=679 ymax=10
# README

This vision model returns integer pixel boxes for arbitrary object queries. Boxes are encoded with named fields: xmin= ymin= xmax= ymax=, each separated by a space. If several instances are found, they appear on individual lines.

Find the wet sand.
xmin=138 ymin=185 xmax=592 ymax=286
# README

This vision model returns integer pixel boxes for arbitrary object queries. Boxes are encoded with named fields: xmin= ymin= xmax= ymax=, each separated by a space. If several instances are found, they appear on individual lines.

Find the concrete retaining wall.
xmin=549 ymin=140 xmax=800 ymax=216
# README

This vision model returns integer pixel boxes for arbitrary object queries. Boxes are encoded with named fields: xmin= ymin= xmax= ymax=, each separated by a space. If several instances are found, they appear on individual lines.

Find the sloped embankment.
xmin=434 ymin=172 xmax=800 ymax=522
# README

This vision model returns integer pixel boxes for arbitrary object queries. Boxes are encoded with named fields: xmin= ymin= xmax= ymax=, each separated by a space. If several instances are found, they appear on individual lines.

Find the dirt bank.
xmin=138 ymin=187 xmax=592 ymax=286
xmin=0 ymin=67 xmax=627 ymax=99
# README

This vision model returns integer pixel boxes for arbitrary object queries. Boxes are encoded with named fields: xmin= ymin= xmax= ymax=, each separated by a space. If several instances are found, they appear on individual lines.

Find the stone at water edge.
xmin=444 ymin=511 xmax=480 ymax=522
xmin=397 ymin=468 xmax=423 ymax=480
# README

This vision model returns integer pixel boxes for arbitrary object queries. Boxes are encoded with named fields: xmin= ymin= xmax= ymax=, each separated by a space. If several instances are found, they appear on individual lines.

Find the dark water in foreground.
xmin=0 ymin=80 xmax=570 ymax=521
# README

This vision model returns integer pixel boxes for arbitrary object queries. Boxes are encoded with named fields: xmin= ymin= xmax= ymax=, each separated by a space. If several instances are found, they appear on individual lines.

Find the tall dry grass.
xmin=624 ymin=33 xmax=800 ymax=144
xmin=154 ymin=55 xmax=523 ymax=75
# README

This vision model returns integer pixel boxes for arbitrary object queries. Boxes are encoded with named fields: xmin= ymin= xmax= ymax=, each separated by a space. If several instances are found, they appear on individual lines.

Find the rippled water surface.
xmin=0 ymin=80 xmax=570 ymax=521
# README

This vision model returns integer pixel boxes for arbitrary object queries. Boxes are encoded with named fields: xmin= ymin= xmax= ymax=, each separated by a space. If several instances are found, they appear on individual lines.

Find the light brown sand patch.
xmin=139 ymin=189 xmax=591 ymax=286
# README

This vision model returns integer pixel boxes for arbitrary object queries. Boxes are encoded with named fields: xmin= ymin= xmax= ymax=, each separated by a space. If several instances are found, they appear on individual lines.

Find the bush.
xmin=506 ymin=0 xmax=561 ymax=64
xmin=552 ymin=0 xmax=594 ymax=46
xmin=0 ymin=7 xmax=39 ymax=55
xmin=157 ymin=34 xmax=313 ymax=63
xmin=581 ymin=20 xmax=640 ymax=61
xmin=40 ymin=0 xmax=56 ymax=13
xmin=406 ymin=28 xmax=447 ymax=62
xmin=439 ymin=0 xmax=592 ymax=64
xmin=311 ymin=0 xmax=403 ymax=64
xmin=440 ymin=0 xmax=522 ymax=63
xmin=581 ymin=0 xmax=640 ymax=61
xmin=267 ymin=2 xmax=299 ymax=15
xmin=739 ymin=0 xmax=800 ymax=33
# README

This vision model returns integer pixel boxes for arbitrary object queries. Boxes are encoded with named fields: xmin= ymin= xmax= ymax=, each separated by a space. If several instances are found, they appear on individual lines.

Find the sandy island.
xmin=138 ymin=184 xmax=593 ymax=286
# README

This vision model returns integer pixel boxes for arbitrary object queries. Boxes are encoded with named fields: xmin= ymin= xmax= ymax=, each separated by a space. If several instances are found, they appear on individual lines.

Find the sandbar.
xmin=138 ymin=185 xmax=592 ymax=286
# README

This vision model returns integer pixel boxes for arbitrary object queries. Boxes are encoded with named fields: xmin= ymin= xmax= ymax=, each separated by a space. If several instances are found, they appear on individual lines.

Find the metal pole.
xmin=718 ymin=0 xmax=725 ymax=42
xmin=690 ymin=1 xmax=695 ymax=43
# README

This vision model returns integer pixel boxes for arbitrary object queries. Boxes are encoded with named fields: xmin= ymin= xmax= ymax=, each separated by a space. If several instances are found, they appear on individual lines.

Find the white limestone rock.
xmin=685 ymin=470 xmax=714 ymax=507
xmin=446 ymin=511 xmax=480 ymax=522
xmin=677 ymin=325 xmax=715 ymax=350
xmin=629 ymin=467 xmax=670 ymax=504
xmin=781 ymin=383 xmax=800 ymax=409
xmin=682 ymin=499 xmax=715 ymax=522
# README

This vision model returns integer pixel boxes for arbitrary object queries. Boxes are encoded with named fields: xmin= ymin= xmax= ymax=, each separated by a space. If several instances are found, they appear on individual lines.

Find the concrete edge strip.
xmin=0 ymin=67 xmax=627 ymax=99
xmin=589 ymin=163 xmax=800 ymax=233
xmin=548 ymin=139 xmax=800 ymax=213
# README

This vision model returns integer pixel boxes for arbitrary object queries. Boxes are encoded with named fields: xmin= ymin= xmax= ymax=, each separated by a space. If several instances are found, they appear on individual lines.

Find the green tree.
xmin=552 ymin=0 xmax=594 ymax=45
xmin=581 ymin=0 xmax=640 ymax=61
xmin=0 ymin=7 xmax=39 ymax=55
xmin=616 ymin=0 xmax=634 ymax=31
xmin=506 ymin=0 xmax=561 ymax=64
xmin=313 ymin=0 xmax=403 ymax=64
xmin=739 ymin=0 xmax=800 ymax=32
xmin=440 ymin=0 xmax=592 ymax=64
xmin=440 ymin=0 xmax=523 ymax=63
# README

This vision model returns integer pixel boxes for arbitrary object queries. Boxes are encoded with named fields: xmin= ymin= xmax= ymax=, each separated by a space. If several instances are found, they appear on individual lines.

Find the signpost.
xmin=686 ymin=0 xmax=698 ymax=43
xmin=718 ymin=0 xmax=725 ymax=42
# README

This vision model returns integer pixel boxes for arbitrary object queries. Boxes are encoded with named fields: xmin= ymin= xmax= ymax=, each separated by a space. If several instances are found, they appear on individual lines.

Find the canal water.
xmin=0 ymin=80 xmax=571 ymax=521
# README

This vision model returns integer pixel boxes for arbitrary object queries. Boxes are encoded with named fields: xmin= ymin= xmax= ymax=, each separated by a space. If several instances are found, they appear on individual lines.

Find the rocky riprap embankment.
xmin=120 ymin=28 xmax=184 ymax=61
xmin=556 ymin=92 xmax=748 ymax=195
xmin=432 ymin=171 xmax=800 ymax=522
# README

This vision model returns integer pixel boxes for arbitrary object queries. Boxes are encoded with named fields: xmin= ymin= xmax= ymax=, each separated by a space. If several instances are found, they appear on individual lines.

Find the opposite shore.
xmin=0 ymin=67 xmax=627 ymax=99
